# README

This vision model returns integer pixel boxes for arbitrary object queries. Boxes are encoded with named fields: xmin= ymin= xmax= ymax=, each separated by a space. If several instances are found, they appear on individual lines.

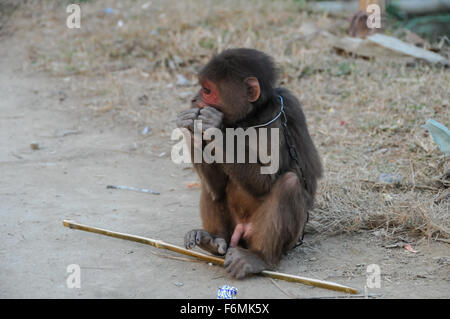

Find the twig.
xmin=41 ymin=130 xmax=82 ymax=138
xmin=360 ymin=179 xmax=439 ymax=191
xmin=106 ymin=185 xmax=160 ymax=195
xmin=62 ymin=220 xmax=359 ymax=295
xmin=410 ymin=159 xmax=416 ymax=192
xmin=434 ymin=238 xmax=450 ymax=244
xmin=10 ymin=153 xmax=23 ymax=160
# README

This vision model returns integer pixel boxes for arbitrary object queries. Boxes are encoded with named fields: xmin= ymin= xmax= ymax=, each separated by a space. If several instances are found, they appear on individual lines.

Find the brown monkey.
xmin=176 ymin=48 xmax=322 ymax=279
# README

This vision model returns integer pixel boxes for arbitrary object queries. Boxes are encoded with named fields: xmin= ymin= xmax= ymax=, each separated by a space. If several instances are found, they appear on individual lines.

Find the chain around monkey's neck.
xmin=249 ymin=95 xmax=285 ymax=129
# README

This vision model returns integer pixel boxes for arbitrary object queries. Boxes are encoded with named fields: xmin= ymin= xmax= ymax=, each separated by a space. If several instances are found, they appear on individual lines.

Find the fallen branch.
xmin=62 ymin=220 xmax=359 ymax=295
xmin=325 ymin=32 xmax=450 ymax=65
xmin=367 ymin=33 xmax=450 ymax=66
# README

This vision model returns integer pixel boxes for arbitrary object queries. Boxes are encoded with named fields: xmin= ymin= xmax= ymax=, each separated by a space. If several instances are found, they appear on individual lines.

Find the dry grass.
xmin=9 ymin=0 xmax=449 ymax=240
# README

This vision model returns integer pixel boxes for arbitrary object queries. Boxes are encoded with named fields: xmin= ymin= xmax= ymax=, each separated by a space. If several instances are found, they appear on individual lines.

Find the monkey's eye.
xmin=203 ymin=87 xmax=211 ymax=95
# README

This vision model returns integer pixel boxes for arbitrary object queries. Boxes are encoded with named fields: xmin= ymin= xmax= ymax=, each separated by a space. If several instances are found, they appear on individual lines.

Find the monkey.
xmin=176 ymin=48 xmax=322 ymax=279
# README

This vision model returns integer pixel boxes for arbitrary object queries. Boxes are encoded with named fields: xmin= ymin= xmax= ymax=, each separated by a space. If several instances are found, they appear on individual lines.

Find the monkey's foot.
xmin=224 ymin=247 xmax=268 ymax=279
xmin=184 ymin=229 xmax=228 ymax=255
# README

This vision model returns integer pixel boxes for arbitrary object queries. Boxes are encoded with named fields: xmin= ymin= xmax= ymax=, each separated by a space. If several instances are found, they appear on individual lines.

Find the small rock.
xmin=138 ymin=94 xmax=149 ymax=105
xmin=58 ymin=91 xmax=67 ymax=102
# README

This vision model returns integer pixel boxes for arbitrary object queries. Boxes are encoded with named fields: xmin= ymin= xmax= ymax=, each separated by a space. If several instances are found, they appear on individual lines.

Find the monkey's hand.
xmin=185 ymin=229 xmax=228 ymax=256
xmin=196 ymin=106 xmax=223 ymax=131
xmin=176 ymin=108 xmax=200 ymax=132
xmin=224 ymin=247 xmax=268 ymax=279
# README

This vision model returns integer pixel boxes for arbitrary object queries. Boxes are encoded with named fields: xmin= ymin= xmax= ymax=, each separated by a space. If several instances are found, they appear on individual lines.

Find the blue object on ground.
xmin=217 ymin=285 xmax=238 ymax=299
xmin=423 ymin=119 xmax=450 ymax=156
xmin=378 ymin=173 xmax=403 ymax=184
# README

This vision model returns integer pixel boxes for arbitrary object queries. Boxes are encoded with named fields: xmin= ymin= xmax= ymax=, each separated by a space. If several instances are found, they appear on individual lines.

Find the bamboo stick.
xmin=62 ymin=220 xmax=359 ymax=295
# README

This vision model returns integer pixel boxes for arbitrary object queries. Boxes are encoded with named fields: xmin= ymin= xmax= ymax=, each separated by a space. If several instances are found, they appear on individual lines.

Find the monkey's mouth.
xmin=204 ymin=104 xmax=222 ymax=112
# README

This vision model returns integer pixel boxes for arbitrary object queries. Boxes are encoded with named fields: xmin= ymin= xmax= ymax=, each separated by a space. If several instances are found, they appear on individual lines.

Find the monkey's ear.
xmin=244 ymin=77 xmax=260 ymax=102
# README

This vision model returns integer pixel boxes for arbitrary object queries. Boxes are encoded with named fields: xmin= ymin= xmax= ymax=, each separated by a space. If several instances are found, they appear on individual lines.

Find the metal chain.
xmin=278 ymin=96 xmax=309 ymax=248
xmin=248 ymin=95 xmax=310 ymax=247
xmin=278 ymin=96 xmax=308 ymax=192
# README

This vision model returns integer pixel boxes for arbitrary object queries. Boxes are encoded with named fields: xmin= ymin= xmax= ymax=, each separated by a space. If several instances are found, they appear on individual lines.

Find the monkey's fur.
xmin=176 ymin=48 xmax=322 ymax=278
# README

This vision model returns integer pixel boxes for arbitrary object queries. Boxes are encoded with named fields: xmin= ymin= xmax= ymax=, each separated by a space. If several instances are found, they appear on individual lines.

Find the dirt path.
xmin=0 ymin=34 xmax=448 ymax=299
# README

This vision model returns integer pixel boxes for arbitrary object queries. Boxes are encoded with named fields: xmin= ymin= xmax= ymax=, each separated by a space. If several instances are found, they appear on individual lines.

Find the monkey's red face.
xmin=191 ymin=75 xmax=261 ymax=124
xmin=201 ymin=80 xmax=221 ymax=106
xmin=191 ymin=80 xmax=222 ymax=109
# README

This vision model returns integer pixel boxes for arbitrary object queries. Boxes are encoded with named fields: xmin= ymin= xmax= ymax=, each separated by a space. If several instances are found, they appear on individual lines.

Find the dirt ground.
xmin=1 ymin=2 xmax=449 ymax=299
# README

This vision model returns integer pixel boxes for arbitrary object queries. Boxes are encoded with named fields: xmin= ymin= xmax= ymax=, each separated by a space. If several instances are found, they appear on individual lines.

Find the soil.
xmin=0 ymin=30 xmax=449 ymax=299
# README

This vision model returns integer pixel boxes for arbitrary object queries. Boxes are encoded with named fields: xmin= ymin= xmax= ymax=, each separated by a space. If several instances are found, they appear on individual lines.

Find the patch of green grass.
xmin=199 ymin=37 xmax=215 ymax=49
xmin=409 ymin=103 xmax=425 ymax=111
